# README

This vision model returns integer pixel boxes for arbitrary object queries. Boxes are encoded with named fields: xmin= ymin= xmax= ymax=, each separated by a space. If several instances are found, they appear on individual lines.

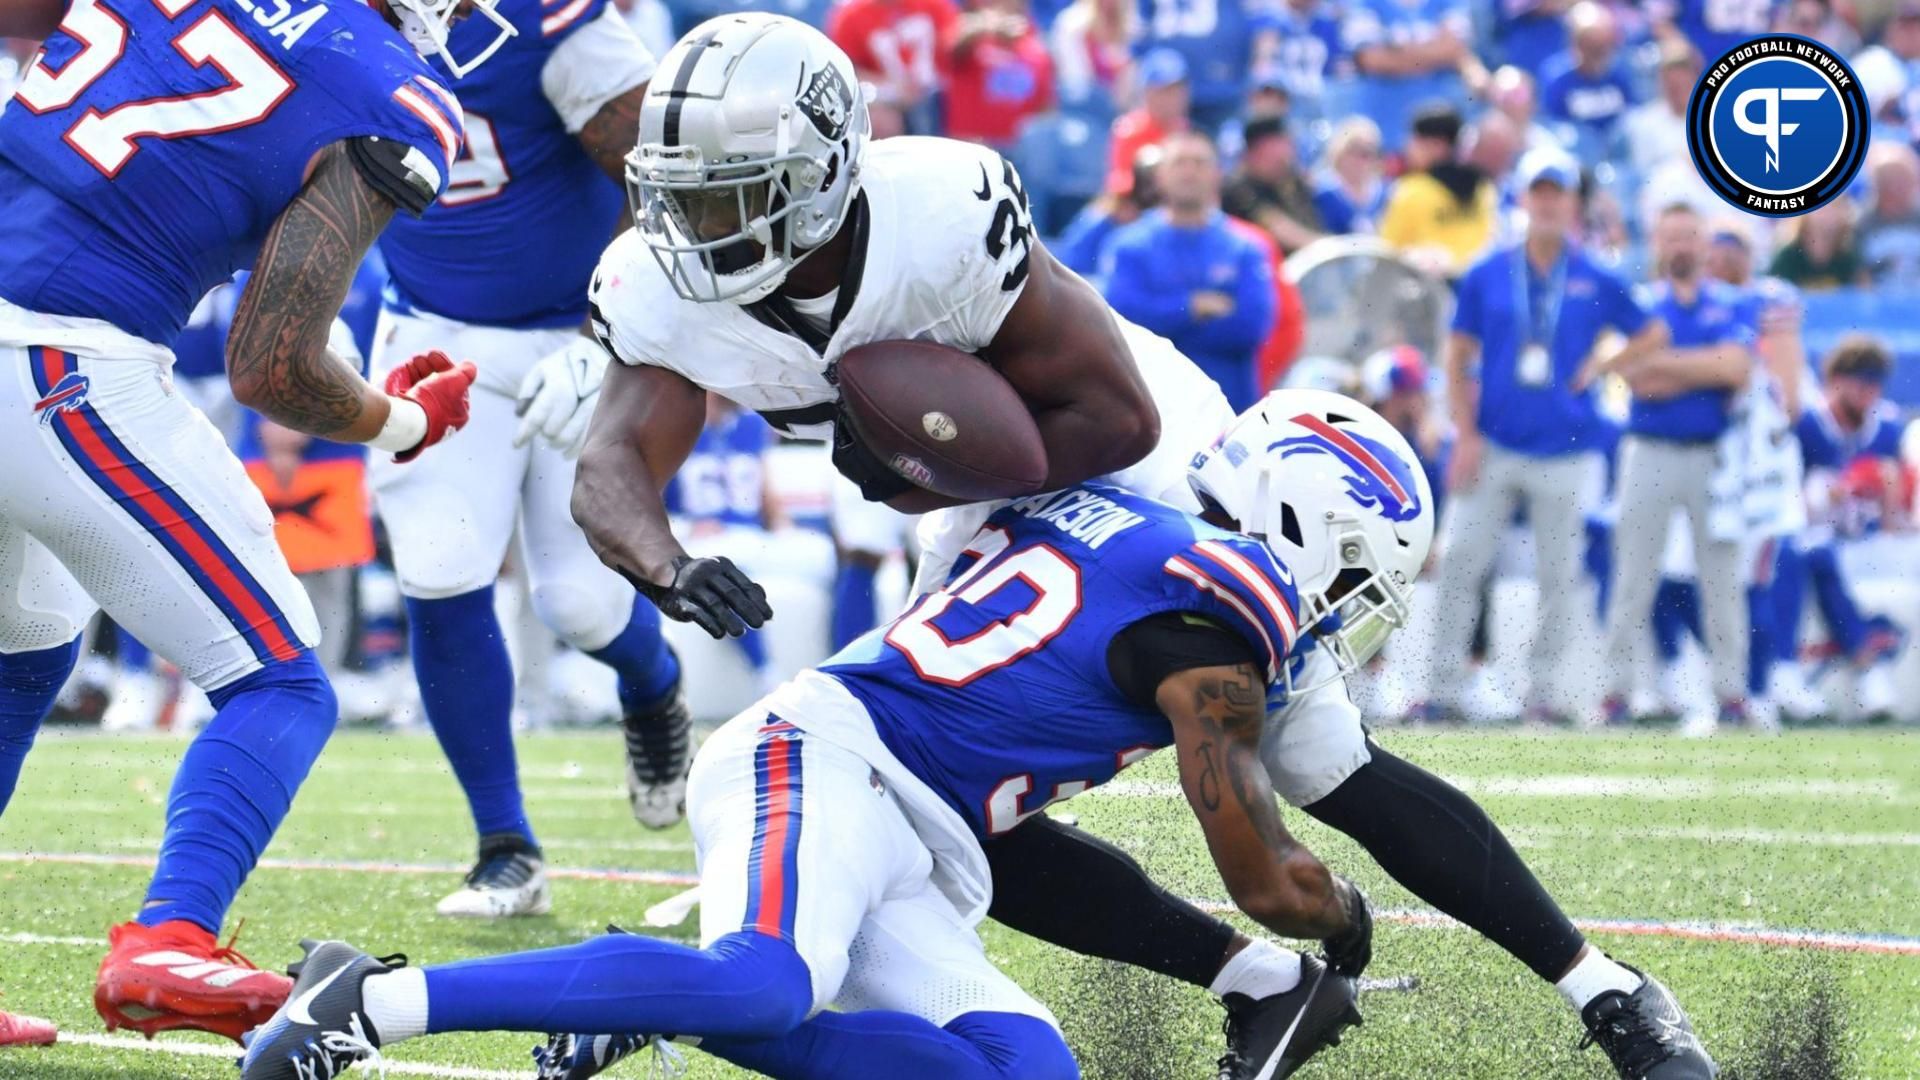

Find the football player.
xmin=536 ymin=15 xmax=1717 ymax=1079
xmin=363 ymin=0 xmax=686 ymax=921
xmin=238 ymin=391 xmax=1407 ymax=1080
xmin=0 ymin=0 xmax=484 ymax=1044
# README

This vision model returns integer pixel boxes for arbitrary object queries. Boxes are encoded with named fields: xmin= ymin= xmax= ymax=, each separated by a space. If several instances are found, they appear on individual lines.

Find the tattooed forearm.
xmin=579 ymin=83 xmax=646 ymax=184
xmin=228 ymin=143 xmax=394 ymax=438
xmin=1189 ymin=664 xmax=1264 ymax=735
xmin=1194 ymin=740 xmax=1221 ymax=811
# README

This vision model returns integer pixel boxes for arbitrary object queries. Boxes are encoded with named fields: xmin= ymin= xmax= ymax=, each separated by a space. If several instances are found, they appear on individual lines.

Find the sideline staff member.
xmin=1422 ymin=148 xmax=1664 ymax=722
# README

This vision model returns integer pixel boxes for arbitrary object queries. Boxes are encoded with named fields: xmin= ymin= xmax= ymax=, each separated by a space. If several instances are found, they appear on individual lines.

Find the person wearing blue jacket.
xmin=1101 ymin=131 xmax=1276 ymax=410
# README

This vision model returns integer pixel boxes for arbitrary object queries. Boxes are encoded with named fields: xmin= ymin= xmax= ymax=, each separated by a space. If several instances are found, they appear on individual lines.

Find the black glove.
xmin=831 ymin=408 xmax=914 ymax=503
xmin=632 ymin=555 xmax=772 ymax=639
xmin=1321 ymin=877 xmax=1373 ymax=979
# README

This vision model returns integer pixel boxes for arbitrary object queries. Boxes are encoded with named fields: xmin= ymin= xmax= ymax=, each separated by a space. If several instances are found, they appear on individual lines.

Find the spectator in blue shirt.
xmin=1649 ymin=0 xmax=1780 ymax=64
xmin=1494 ymin=0 xmax=1572 ymax=78
xmin=1343 ymin=0 xmax=1479 ymax=155
xmin=1250 ymin=0 xmax=1346 ymax=122
xmin=1057 ymin=142 xmax=1161 ymax=277
xmin=1135 ymin=0 xmax=1257 ymax=132
xmin=1418 ymin=147 xmax=1662 ymax=724
xmin=1539 ymin=2 xmax=1637 ymax=164
xmin=1101 ymin=131 xmax=1275 ymax=410
xmin=1591 ymin=202 xmax=1758 ymax=734
xmin=1312 ymin=117 xmax=1388 ymax=234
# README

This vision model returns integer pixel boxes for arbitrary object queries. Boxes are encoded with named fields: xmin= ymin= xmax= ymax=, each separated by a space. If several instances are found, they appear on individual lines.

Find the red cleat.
xmin=94 ymin=920 xmax=292 ymax=1044
xmin=0 ymin=1009 xmax=56 ymax=1047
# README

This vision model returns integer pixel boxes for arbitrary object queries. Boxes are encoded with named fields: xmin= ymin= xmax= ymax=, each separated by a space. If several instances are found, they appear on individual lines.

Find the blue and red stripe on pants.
xmin=743 ymin=717 xmax=804 ymax=943
xmin=28 ymin=346 xmax=304 ymax=666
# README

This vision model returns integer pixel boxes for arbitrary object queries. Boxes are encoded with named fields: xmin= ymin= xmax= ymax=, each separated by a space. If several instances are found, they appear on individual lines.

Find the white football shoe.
xmin=435 ymin=834 xmax=551 ymax=919
xmin=625 ymin=680 xmax=692 ymax=830
xmin=101 ymin=669 xmax=168 ymax=732
xmin=1855 ymin=664 xmax=1896 ymax=723
xmin=1768 ymin=663 xmax=1828 ymax=722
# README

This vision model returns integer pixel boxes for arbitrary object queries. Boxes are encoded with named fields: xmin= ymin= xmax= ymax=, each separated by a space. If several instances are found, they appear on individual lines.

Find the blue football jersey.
xmin=0 ymin=0 xmax=462 ymax=347
xmin=1251 ymin=1 xmax=1345 ymax=102
xmin=821 ymin=484 xmax=1303 ymax=840
xmin=664 ymin=409 xmax=773 ymax=529
xmin=378 ymin=0 xmax=632 ymax=330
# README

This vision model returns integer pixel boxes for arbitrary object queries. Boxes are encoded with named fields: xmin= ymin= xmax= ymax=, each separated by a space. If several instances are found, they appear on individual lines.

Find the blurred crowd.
xmin=8 ymin=0 xmax=1920 ymax=733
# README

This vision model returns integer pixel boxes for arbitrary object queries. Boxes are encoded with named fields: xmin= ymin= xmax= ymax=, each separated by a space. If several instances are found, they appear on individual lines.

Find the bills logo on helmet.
xmin=33 ymin=372 xmax=91 ymax=426
xmin=1272 ymin=413 xmax=1422 ymax=523
xmin=798 ymin=65 xmax=853 ymax=139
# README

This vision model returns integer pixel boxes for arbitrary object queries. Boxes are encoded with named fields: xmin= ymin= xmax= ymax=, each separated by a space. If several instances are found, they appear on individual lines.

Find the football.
xmin=835 ymin=339 xmax=1049 ymax=501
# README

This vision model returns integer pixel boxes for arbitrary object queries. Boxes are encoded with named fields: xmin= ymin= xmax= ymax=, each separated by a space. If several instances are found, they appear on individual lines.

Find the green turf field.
xmin=2 ymin=728 xmax=1916 ymax=1079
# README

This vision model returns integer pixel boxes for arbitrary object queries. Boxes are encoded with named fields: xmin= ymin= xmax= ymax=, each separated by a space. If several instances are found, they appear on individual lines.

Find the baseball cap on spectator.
xmin=1410 ymin=104 xmax=1464 ymax=148
xmin=1361 ymin=346 xmax=1429 ymax=403
xmin=1140 ymin=49 xmax=1189 ymax=89
xmin=1242 ymin=114 xmax=1288 ymax=148
xmin=1515 ymin=146 xmax=1578 ymax=191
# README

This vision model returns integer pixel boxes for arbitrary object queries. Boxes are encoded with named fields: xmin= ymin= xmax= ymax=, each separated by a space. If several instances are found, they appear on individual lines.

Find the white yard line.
xmin=1089 ymin=775 xmax=1911 ymax=801
xmin=56 ymin=1032 xmax=526 ymax=1078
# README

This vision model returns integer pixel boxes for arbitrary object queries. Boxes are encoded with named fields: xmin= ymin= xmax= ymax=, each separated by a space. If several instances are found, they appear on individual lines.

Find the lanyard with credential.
xmin=1512 ymin=246 xmax=1568 ymax=348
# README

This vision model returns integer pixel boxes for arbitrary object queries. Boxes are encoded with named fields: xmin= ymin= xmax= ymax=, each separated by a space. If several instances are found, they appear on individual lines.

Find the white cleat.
xmin=1676 ymin=706 xmax=1719 ymax=739
xmin=624 ymin=681 xmax=692 ymax=830
xmin=1452 ymin=668 xmax=1522 ymax=726
xmin=1769 ymin=664 xmax=1828 ymax=722
xmin=101 ymin=670 xmax=168 ymax=732
xmin=435 ymin=834 xmax=551 ymax=919
xmin=1854 ymin=664 xmax=1896 ymax=722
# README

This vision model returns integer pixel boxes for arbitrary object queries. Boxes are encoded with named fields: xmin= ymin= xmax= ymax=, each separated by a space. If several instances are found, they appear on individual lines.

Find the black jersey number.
xmin=978 ymin=159 xmax=1034 ymax=293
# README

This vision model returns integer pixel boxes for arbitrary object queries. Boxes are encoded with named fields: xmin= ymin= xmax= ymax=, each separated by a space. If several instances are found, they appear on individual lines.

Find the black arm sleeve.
xmin=1106 ymin=610 xmax=1263 ymax=708
xmin=346 ymin=135 xmax=437 ymax=218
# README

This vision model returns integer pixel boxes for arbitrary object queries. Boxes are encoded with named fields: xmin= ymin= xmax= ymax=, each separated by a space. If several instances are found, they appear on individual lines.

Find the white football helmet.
xmin=388 ymin=0 xmax=516 ymax=80
xmin=1187 ymin=388 xmax=1435 ymax=693
xmin=627 ymin=13 xmax=870 ymax=304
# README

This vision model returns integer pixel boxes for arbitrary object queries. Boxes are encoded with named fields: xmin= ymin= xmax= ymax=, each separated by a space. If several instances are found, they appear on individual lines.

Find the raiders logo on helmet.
xmin=798 ymin=64 xmax=853 ymax=139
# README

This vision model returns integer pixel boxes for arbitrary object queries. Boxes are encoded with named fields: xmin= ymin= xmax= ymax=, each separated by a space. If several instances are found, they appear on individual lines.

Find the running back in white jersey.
xmin=588 ymin=135 xmax=1224 ymax=452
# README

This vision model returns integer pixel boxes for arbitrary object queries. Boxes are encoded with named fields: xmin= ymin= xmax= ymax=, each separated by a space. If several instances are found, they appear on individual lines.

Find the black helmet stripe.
xmin=662 ymin=27 xmax=722 ymax=148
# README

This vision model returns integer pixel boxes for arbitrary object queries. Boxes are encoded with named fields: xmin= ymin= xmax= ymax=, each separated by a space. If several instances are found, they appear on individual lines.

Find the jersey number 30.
xmin=886 ymin=528 xmax=1081 ymax=688
xmin=15 ymin=0 xmax=293 ymax=178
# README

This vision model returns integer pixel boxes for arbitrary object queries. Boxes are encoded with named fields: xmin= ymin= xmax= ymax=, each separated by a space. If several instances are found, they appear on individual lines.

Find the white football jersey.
xmin=589 ymin=135 xmax=1225 ymax=452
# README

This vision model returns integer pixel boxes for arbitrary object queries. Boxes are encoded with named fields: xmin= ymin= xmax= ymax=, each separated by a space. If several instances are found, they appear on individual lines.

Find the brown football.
xmin=835 ymin=340 xmax=1049 ymax=502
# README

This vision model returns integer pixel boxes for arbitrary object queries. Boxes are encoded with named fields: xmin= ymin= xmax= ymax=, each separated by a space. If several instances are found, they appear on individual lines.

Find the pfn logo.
xmin=1688 ymin=35 xmax=1867 ymax=217
xmin=1732 ymin=86 xmax=1828 ymax=172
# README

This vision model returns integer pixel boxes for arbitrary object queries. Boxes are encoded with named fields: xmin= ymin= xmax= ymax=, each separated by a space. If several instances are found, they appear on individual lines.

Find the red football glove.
xmin=384 ymin=350 xmax=477 ymax=462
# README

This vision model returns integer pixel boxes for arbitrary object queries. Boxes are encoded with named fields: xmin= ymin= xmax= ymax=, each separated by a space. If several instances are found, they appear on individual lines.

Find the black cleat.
xmin=435 ymin=833 xmax=551 ymax=918
xmin=240 ymin=940 xmax=403 ymax=1080
xmin=1580 ymin=969 xmax=1717 ymax=1079
xmin=624 ymin=676 xmax=692 ymax=830
xmin=532 ymin=1031 xmax=670 ymax=1080
xmin=1217 ymin=954 xmax=1362 ymax=1080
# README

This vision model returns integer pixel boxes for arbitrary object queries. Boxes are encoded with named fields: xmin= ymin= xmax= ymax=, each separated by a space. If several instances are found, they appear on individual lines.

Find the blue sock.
xmin=139 ymin=652 xmax=336 ymax=932
xmin=1651 ymin=579 xmax=1696 ymax=664
xmin=424 ymin=931 xmax=811 ymax=1039
xmin=1805 ymin=544 xmax=1868 ymax=655
xmin=0 ymin=637 xmax=81 ymax=815
xmin=706 ymin=1009 xmax=1077 ymax=1080
xmin=589 ymin=597 xmax=680 ymax=713
xmin=831 ymin=561 xmax=880 ymax=651
xmin=1746 ymin=582 xmax=1773 ymax=697
xmin=115 ymin=624 xmax=153 ymax=671
xmin=406 ymin=588 xmax=531 ymax=845
xmin=1773 ymin=542 xmax=1805 ymax=663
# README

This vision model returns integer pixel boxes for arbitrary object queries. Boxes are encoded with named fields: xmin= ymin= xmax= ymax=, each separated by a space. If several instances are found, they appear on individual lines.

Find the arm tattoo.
xmin=228 ymin=143 xmax=394 ymax=436
xmin=1194 ymin=740 xmax=1221 ymax=812
xmin=579 ymin=84 xmax=646 ymax=184
xmin=1192 ymin=664 xmax=1298 ymax=860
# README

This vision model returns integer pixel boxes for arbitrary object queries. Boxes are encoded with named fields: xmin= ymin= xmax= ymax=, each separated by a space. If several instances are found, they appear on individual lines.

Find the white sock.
xmin=361 ymin=967 xmax=429 ymax=1043
xmin=1208 ymin=938 xmax=1303 ymax=1000
xmin=1554 ymin=948 xmax=1643 ymax=1012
